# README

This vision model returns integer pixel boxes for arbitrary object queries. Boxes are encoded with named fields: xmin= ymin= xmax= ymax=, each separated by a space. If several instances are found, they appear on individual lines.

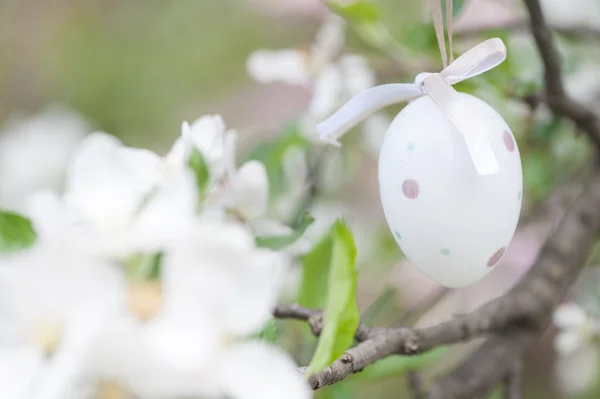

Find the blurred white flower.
xmin=0 ymin=106 xmax=88 ymax=212
xmin=87 ymin=219 xmax=309 ymax=399
xmin=63 ymin=133 xmax=198 ymax=259
xmin=246 ymin=14 xmax=344 ymax=87
xmin=565 ymin=61 xmax=600 ymax=107
xmin=246 ymin=14 xmax=383 ymax=146
xmin=0 ymin=112 xmax=310 ymax=399
xmin=229 ymin=161 xmax=270 ymax=220
xmin=555 ymin=342 xmax=599 ymax=396
xmin=540 ymin=0 xmax=600 ymax=30
xmin=0 ymin=241 xmax=124 ymax=399
xmin=246 ymin=49 xmax=310 ymax=86
xmin=553 ymin=302 xmax=599 ymax=355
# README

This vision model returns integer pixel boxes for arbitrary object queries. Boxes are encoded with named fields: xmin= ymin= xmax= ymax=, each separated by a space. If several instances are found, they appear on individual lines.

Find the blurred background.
xmin=2 ymin=0 xmax=600 ymax=398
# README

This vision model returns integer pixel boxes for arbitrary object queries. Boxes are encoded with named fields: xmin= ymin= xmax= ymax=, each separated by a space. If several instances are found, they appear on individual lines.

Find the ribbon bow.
xmin=316 ymin=38 xmax=508 ymax=176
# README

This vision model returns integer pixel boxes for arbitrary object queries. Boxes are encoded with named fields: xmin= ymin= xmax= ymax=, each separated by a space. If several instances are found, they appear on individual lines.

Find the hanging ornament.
xmin=316 ymin=2 xmax=522 ymax=288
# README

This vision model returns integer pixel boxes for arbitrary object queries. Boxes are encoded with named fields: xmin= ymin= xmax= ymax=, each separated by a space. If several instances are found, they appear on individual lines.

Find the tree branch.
xmin=503 ymin=358 xmax=524 ymax=399
xmin=524 ymin=0 xmax=600 ymax=149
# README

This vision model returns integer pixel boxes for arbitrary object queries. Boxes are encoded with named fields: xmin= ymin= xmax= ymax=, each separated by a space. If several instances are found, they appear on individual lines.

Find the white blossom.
xmin=230 ymin=161 xmax=270 ymax=220
xmin=540 ymin=0 xmax=600 ymax=30
xmin=0 ymin=112 xmax=311 ymax=399
xmin=246 ymin=16 xmax=383 ymax=145
xmin=552 ymin=302 xmax=598 ymax=355
xmin=0 ymin=236 xmax=124 ymax=398
xmin=86 ymin=218 xmax=309 ymax=399
xmin=246 ymin=49 xmax=310 ymax=86
xmin=0 ymin=106 xmax=88 ymax=212
xmin=166 ymin=114 xmax=236 ymax=182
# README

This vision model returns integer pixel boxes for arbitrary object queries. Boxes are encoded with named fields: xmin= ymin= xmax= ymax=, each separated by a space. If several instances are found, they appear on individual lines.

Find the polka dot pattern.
xmin=503 ymin=131 xmax=515 ymax=152
xmin=487 ymin=247 xmax=506 ymax=267
xmin=440 ymin=248 xmax=450 ymax=255
xmin=402 ymin=179 xmax=419 ymax=199
xmin=518 ymin=191 xmax=522 ymax=200
xmin=395 ymin=231 xmax=401 ymax=240
xmin=407 ymin=142 xmax=415 ymax=151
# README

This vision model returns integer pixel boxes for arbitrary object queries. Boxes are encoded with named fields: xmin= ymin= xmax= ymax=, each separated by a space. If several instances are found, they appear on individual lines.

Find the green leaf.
xmin=326 ymin=1 xmax=380 ymax=24
xmin=0 ymin=211 xmax=37 ymax=254
xmin=401 ymin=22 xmax=440 ymax=60
xmin=188 ymin=148 xmax=210 ymax=196
xmin=245 ymin=123 xmax=308 ymax=195
xmin=255 ymin=212 xmax=314 ymax=250
xmin=523 ymin=151 xmax=552 ymax=200
xmin=299 ymin=234 xmax=334 ymax=310
xmin=248 ymin=318 xmax=279 ymax=344
xmin=353 ymin=347 xmax=448 ymax=380
xmin=307 ymin=220 xmax=359 ymax=375
xmin=125 ymin=252 xmax=163 ymax=280
xmin=326 ymin=0 xmax=404 ymax=62
xmin=317 ymin=382 xmax=355 ymax=399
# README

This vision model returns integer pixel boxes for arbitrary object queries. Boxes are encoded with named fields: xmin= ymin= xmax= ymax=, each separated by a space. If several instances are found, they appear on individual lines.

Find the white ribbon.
xmin=316 ymin=38 xmax=507 ymax=176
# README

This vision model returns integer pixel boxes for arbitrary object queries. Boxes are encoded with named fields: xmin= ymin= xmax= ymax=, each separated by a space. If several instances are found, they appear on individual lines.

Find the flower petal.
xmin=232 ymin=161 xmax=269 ymax=220
xmin=553 ymin=303 xmax=587 ymax=329
xmin=64 ymin=134 xmax=160 ymax=236
xmin=217 ymin=341 xmax=311 ymax=399
xmin=129 ymin=169 xmax=198 ymax=252
xmin=0 ymin=346 xmax=43 ymax=399
xmin=554 ymin=330 xmax=584 ymax=355
xmin=246 ymin=49 xmax=309 ymax=85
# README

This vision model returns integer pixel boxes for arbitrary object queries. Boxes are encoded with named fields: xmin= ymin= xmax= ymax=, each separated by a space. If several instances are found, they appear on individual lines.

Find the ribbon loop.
xmin=440 ymin=38 xmax=506 ymax=85
xmin=315 ymin=38 xmax=508 ymax=176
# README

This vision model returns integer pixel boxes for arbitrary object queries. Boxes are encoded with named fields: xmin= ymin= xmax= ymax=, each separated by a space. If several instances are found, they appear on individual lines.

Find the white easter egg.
xmin=378 ymin=92 xmax=522 ymax=288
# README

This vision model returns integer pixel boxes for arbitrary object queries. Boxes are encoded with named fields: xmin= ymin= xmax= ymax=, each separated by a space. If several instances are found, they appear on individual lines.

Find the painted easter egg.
xmin=378 ymin=92 xmax=522 ymax=288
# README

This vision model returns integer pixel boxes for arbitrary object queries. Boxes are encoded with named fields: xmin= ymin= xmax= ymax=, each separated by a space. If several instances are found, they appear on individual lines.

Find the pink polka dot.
xmin=487 ymin=247 xmax=506 ymax=267
xmin=503 ymin=131 xmax=515 ymax=152
xmin=402 ymin=179 xmax=419 ymax=199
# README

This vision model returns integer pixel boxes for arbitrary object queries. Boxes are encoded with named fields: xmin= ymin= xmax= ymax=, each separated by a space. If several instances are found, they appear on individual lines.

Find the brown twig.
xmin=524 ymin=0 xmax=600 ymax=149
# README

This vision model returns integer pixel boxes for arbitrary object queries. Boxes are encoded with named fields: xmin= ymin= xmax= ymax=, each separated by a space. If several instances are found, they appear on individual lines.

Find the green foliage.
xmin=255 ymin=212 xmax=314 ymax=250
xmin=522 ymin=151 xmax=553 ymax=200
xmin=188 ymin=148 xmax=210 ymax=197
xmin=0 ymin=211 xmax=37 ymax=254
xmin=249 ymin=318 xmax=279 ymax=344
xmin=307 ymin=220 xmax=359 ymax=375
xmin=125 ymin=252 xmax=163 ymax=280
xmin=353 ymin=347 xmax=448 ymax=380
xmin=402 ymin=22 xmax=439 ymax=58
xmin=327 ymin=1 xmax=380 ymax=24
xmin=326 ymin=0 xmax=403 ymax=61
xmin=246 ymin=123 xmax=308 ymax=196
xmin=531 ymin=115 xmax=563 ymax=144
xmin=317 ymin=382 xmax=355 ymax=399
xmin=299 ymin=234 xmax=334 ymax=310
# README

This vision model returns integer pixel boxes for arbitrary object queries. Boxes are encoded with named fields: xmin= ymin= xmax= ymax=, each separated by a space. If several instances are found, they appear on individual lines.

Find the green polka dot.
xmin=440 ymin=248 xmax=450 ymax=255
xmin=394 ymin=231 xmax=401 ymax=240
xmin=518 ymin=191 xmax=522 ymax=200
xmin=407 ymin=142 xmax=415 ymax=151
